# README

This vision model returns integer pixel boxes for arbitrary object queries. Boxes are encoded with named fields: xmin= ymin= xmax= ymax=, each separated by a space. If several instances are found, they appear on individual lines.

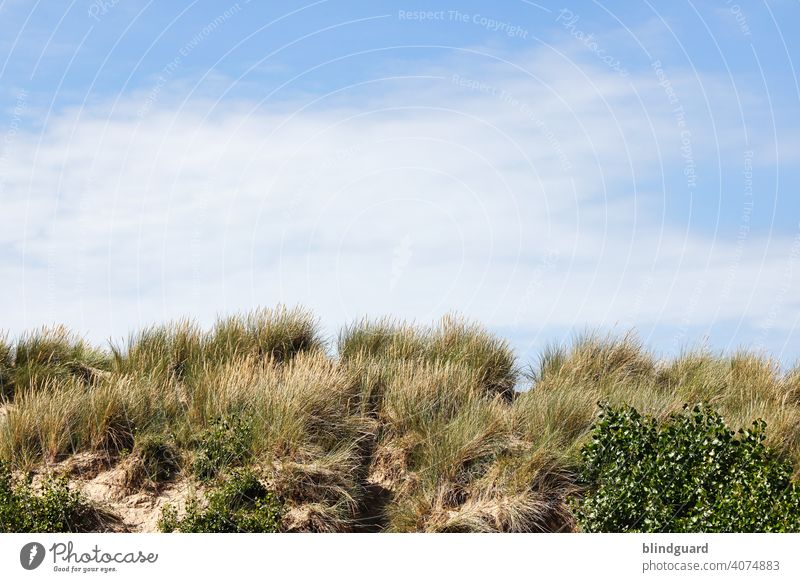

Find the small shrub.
xmin=137 ymin=434 xmax=181 ymax=482
xmin=575 ymin=404 xmax=800 ymax=532
xmin=0 ymin=461 xmax=95 ymax=532
xmin=159 ymin=469 xmax=282 ymax=532
xmin=123 ymin=433 xmax=181 ymax=489
xmin=193 ymin=416 xmax=252 ymax=481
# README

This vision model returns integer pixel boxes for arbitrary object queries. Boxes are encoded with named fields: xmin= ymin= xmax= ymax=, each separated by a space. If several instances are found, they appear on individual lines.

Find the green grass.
xmin=339 ymin=315 xmax=518 ymax=399
xmin=1 ymin=310 xmax=800 ymax=532
xmin=0 ymin=335 xmax=13 ymax=400
xmin=110 ymin=306 xmax=322 ymax=384
xmin=2 ymin=326 xmax=110 ymax=400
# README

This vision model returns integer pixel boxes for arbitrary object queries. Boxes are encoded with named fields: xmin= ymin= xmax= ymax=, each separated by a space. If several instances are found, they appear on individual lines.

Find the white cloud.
xmin=1 ymin=47 xmax=797 ymax=360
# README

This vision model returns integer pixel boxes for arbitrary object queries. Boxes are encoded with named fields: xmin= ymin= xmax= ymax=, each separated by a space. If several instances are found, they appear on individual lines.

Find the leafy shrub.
xmin=136 ymin=434 xmax=181 ymax=482
xmin=122 ymin=433 xmax=181 ymax=489
xmin=0 ymin=461 xmax=94 ymax=532
xmin=159 ymin=469 xmax=282 ymax=532
xmin=576 ymin=404 xmax=800 ymax=532
xmin=193 ymin=416 xmax=252 ymax=481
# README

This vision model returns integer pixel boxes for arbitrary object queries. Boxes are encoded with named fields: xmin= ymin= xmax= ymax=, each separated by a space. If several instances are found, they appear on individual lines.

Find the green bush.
xmin=159 ymin=469 xmax=282 ymax=533
xmin=576 ymin=404 xmax=800 ymax=532
xmin=136 ymin=434 xmax=181 ymax=482
xmin=122 ymin=433 xmax=181 ymax=488
xmin=0 ymin=461 xmax=94 ymax=532
xmin=192 ymin=416 xmax=253 ymax=481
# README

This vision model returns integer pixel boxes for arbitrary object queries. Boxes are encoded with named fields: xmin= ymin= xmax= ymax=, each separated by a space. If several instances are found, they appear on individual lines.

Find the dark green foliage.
xmin=0 ymin=461 xmax=94 ymax=532
xmin=159 ymin=469 xmax=282 ymax=533
xmin=137 ymin=434 xmax=180 ymax=482
xmin=131 ymin=433 xmax=181 ymax=484
xmin=576 ymin=404 xmax=800 ymax=532
xmin=192 ymin=416 xmax=253 ymax=481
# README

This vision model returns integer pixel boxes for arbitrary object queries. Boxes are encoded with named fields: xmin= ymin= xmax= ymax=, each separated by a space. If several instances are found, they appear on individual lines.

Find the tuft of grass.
xmin=9 ymin=326 xmax=110 ymax=399
xmin=532 ymin=332 xmax=655 ymax=387
xmin=428 ymin=316 xmax=518 ymax=397
xmin=370 ymin=358 xmax=577 ymax=533
xmin=380 ymin=361 xmax=486 ymax=439
xmin=338 ymin=318 xmax=425 ymax=362
xmin=340 ymin=315 xmax=517 ymax=399
xmin=110 ymin=307 xmax=322 ymax=386
xmin=207 ymin=306 xmax=323 ymax=365
xmin=512 ymin=382 xmax=597 ymax=450
xmin=0 ymin=372 xmax=186 ymax=468
xmin=0 ymin=336 xmax=12 ymax=401
xmin=111 ymin=320 xmax=204 ymax=383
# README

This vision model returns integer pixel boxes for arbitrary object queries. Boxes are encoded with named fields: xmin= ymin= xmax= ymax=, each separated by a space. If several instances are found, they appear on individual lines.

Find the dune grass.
xmin=339 ymin=315 xmax=518 ymax=399
xmin=110 ymin=306 xmax=322 ymax=382
xmin=1 ymin=309 xmax=800 ymax=532
xmin=2 ymin=326 xmax=110 ymax=400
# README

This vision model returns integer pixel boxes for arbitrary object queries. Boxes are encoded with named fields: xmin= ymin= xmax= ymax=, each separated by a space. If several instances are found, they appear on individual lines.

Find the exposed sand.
xmin=39 ymin=453 xmax=200 ymax=532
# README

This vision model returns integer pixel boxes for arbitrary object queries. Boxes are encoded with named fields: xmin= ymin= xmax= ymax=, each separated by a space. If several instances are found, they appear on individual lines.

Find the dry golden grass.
xmin=2 ymin=311 xmax=800 ymax=531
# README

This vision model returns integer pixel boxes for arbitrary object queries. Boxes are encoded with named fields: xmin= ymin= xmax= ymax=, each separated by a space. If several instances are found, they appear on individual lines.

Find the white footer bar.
xmin=1 ymin=533 xmax=797 ymax=581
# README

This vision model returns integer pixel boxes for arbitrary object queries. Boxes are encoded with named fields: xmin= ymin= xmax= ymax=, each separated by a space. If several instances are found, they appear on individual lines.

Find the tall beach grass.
xmin=2 ymin=309 xmax=800 ymax=531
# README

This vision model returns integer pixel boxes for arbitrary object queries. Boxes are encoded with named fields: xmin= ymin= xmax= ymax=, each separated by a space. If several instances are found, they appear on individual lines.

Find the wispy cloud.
xmin=1 ymin=45 xmax=797 ymax=360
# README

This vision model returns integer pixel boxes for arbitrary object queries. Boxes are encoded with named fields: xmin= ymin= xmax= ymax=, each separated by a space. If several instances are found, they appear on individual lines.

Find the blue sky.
xmin=1 ymin=0 xmax=800 ymax=365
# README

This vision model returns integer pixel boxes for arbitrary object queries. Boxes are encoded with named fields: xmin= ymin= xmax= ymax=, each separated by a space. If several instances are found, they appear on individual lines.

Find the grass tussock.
xmin=3 ymin=326 xmax=110 ymax=400
xmin=372 ymin=360 xmax=577 ymax=532
xmin=2 ymin=310 xmax=800 ymax=532
xmin=0 ymin=336 xmax=13 ymax=400
xmin=111 ymin=306 xmax=322 ymax=384
xmin=339 ymin=315 xmax=518 ymax=399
